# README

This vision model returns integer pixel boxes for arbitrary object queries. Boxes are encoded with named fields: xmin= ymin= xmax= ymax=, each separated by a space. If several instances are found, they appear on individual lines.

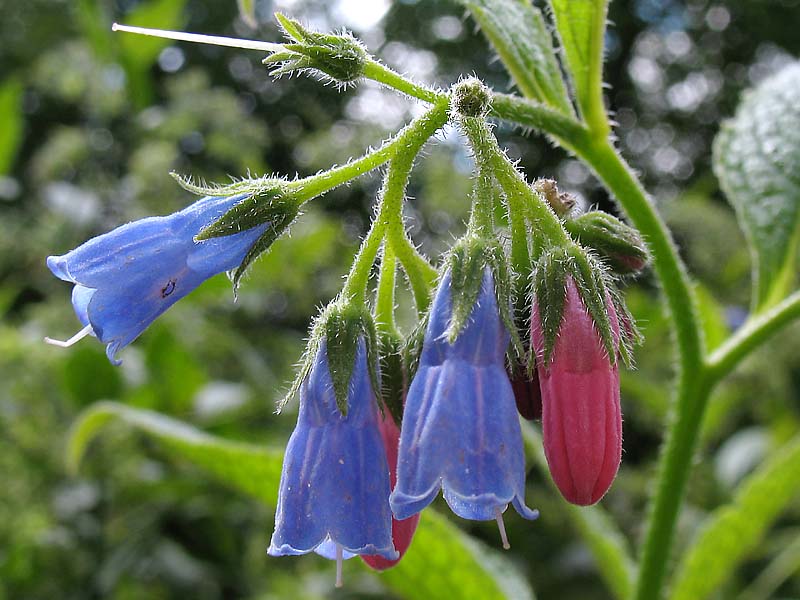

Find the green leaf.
xmin=694 ymin=284 xmax=731 ymax=352
xmin=737 ymin=532 xmax=800 ymax=600
xmin=522 ymin=424 xmax=635 ymax=600
xmin=0 ymin=78 xmax=24 ymax=175
xmin=69 ymin=402 xmax=535 ymax=600
xmin=384 ymin=510 xmax=535 ymax=600
xmin=713 ymin=63 xmax=800 ymax=311
xmin=670 ymin=433 xmax=800 ymax=600
xmin=67 ymin=401 xmax=282 ymax=505
xmin=549 ymin=0 xmax=609 ymax=133
xmin=454 ymin=0 xmax=572 ymax=114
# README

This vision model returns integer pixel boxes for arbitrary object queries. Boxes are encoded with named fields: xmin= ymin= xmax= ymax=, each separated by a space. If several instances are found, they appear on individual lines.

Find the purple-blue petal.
xmin=269 ymin=339 xmax=397 ymax=560
xmin=47 ymin=194 xmax=268 ymax=362
xmin=391 ymin=268 xmax=537 ymax=522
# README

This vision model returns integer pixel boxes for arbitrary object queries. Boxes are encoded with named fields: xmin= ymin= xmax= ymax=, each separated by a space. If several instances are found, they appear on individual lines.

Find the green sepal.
xmin=565 ymin=211 xmax=650 ymax=275
xmin=531 ymin=246 xmax=569 ymax=369
xmin=229 ymin=210 xmax=298 ymax=288
xmin=444 ymin=234 xmax=523 ymax=359
xmin=170 ymin=173 xmax=300 ymax=288
xmin=532 ymin=243 xmax=618 ymax=369
xmin=280 ymin=300 xmax=380 ymax=416
xmin=171 ymin=171 xmax=287 ymax=198
xmin=265 ymin=13 xmax=368 ymax=84
xmin=606 ymin=284 xmax=642 ymax=370
xmin=377 ymin=329 xmax=406 ymax=426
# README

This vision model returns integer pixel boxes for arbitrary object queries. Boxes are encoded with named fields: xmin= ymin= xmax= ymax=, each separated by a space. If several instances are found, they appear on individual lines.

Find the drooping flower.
xmin=532 ymin=276 xmax=622 ymax=506
xmin=45 ymin=194 xmax=268 ymax=364
xmin=361 ymin=408 xmax=420 ymax=571
xmin=268 ymin=336 xmax=397 ymax=584
xmin=390 ymin=268 xmax=538 ymax=546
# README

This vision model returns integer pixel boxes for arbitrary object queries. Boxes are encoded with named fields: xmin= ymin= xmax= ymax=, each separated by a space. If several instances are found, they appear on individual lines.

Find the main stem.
xmin=573 ymin=135 xmax=707 ymax=600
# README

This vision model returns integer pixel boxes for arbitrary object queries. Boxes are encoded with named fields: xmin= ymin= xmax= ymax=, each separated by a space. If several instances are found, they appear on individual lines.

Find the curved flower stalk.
xmin=268 ymin=337 xmax=397 ymax=585
xmin=45 ymin=194 xmax=269 ymax=364
xmin=532 ymin=276 xmax=622 ymax=506
xmin=391 ymin=268 xmax=538 ymax=548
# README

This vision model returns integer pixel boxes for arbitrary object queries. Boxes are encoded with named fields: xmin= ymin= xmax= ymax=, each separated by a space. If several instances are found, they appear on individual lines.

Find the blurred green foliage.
xmin=1 ymin=0 xmax=800 ymax=599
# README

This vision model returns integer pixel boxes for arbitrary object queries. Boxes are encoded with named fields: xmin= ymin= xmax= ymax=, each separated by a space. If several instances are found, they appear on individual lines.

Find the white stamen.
xmin=335 ymin=544 xmax=344 ymax=588
xmin=111 ymin=23 xmax=283 ymax=53
xmin=44 ymin=325 xmax=93 ymax=348
xmin=495 ymin=507 xmax=511 ymax=550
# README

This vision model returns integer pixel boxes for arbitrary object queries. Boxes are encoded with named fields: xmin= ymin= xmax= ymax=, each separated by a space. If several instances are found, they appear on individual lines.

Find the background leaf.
xmin=117 ymin=0 xmax=188 ymax=107
xmin=549 ymin=0 xmax=608 ymax=130
xmin=454 ymin=0 xmax=572 ymax=114
xmin=68 ymin=402 xmax=535 ymax=600
xmin=237 ymin=0 xmax=257 ymax=28
xmin=714 ymin=62 xmax=800 ymax=310
xmin=0 ymin=77 xmax=23 ymax=175
xmin=670 ymin=433 xmax=800 ymax=600
xmin=522 ymin=424 xmax=635 ymax=600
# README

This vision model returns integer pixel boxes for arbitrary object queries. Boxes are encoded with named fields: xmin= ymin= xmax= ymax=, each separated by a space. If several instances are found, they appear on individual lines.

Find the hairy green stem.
xmin=375 ymin=242 xmax=397 ymax=332
xmin=707 ymin=290 xmax=800 ymax=382
xmin=363 ymin=59 xmax=445 ymax=104
xmin=289 ymin=103 xmax=444 ymax=203
xmin=490 ymin=93 xmax=588 ymax=148
xmin=461 ymin=116 xmax=570 ymax=246
xmin=341 ymin=100 xmax=448 ymax=306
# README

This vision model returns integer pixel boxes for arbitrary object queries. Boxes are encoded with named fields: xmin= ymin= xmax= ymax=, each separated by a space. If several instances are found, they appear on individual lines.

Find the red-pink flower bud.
xmin=532 ymin=278 xmax=622 ymax=506
xmin=361 ymin=409 xmax=419 ymax=571
xmin=509 ymin=366 xmax=542 ymax=421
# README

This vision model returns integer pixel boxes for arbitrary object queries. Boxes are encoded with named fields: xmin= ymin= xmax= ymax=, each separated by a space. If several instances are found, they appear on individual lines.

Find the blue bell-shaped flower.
xmin=269 ymin=336 xmax=397 ymax=584
xmin=46 ymin=194 xmax=268 ymax=364
xmin=391 ymin=268 xmax=538 ymax=548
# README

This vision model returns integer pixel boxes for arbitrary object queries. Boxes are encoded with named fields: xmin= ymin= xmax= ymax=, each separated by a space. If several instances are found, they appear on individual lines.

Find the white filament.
xmin=495 ymin=507 xmax=510 ymax=550
xmin=111 ymin=23 xmax=283 ymax=53
xmin=44 ymin=324 xmax=93 ymax=348
xmin=335 ymin=544 xmax=344 ymax=588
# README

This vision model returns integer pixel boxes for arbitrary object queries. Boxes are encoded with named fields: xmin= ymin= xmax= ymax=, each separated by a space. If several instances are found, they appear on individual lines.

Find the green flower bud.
xmin=451 ymin=77 xmax=492 ymax=118
xmin=565 ymin=211 xmax=649 ymax=275
xmin=264 ymin=14 xmax=368 ymax=84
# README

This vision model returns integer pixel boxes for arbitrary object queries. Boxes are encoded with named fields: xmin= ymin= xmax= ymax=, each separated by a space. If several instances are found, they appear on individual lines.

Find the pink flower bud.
xmin=509 ymin=366 xmax=542 ymax=421
xmin=361 ymin=409 xmax=419 ymax=571
xmin=532 ymin=278 xmax=622 ymax=506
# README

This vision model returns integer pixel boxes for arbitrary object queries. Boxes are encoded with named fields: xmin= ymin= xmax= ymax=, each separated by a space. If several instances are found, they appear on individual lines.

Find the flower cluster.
xmin=44 ymin=21 xmax=645 ymax=584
